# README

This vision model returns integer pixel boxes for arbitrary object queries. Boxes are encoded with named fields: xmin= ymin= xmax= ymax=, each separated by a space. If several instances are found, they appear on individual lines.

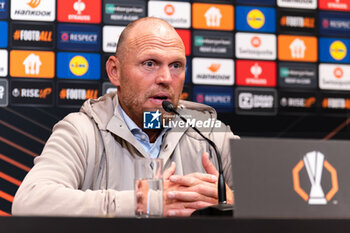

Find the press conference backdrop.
xmin=1 ymin=0 xmax=350 ymax=216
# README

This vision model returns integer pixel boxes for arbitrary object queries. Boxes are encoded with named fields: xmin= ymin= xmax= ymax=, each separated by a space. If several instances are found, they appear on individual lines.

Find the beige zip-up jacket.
xmin=12 ymin=92 xmax=238 ymax=217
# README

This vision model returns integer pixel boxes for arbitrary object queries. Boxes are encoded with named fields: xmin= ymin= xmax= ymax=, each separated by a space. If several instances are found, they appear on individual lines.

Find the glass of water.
xmin=134 ymin=158 xmax=163 ymax=217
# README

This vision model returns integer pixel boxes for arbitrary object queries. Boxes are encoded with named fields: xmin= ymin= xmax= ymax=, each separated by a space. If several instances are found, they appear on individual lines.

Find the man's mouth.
xmin=148 ymin=94 xmax=172 ymax=107
xmin=152 ymin=96 xmax=168 ymax=100
xmin=150 ymin=93 xmax=171 ymax=102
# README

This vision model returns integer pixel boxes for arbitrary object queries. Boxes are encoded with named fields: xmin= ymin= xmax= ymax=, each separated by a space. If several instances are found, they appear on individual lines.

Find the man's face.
xmin=114 ymin=22 xmax=186 ymax=126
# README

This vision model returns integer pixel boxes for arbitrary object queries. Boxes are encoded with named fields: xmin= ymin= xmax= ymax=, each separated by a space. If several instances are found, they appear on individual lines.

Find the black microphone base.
xmin=191 ymin=204 xmax=234 ymax=217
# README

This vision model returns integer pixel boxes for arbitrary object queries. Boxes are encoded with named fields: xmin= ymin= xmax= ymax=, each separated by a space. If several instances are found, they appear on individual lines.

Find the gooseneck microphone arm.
xmin=162 ymin=100 xmax=227 ymax=204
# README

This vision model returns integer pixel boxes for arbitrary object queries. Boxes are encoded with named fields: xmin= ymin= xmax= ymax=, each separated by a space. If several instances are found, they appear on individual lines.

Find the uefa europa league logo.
xmin=292 ymin=151 xmax=339 ymax=205
xmin=304 ymin=151 xmax=327 ymax=204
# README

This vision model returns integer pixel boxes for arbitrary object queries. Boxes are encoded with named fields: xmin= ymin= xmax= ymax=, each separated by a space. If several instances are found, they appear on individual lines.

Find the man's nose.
xmin=155 ymin=66 xmax=172 ymax=85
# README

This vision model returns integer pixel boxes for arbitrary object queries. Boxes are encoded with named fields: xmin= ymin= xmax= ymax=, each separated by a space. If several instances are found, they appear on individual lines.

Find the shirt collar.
xmin=115 ymin=98 xmax=171 ymax=135
xmin=116 ymin=101 xmax=141 ymax=133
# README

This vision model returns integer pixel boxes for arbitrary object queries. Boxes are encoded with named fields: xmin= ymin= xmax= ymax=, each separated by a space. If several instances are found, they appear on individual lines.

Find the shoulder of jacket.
xmin=62 ymin=112 xmax=93 ymax=125
xmin=177 ymin=100 xmax=218 ymax=122
xmin=80 ymin=92 xmax=116 ymax=130
xmin=55 ymin=112 xmax=98 ymax=138
xmin=178 ymin=100 xmax=217 ymax=114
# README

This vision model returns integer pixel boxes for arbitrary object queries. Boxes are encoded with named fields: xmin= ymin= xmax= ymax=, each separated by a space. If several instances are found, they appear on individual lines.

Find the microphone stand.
xmin=162 ymin=101 xmax=234 ymax=217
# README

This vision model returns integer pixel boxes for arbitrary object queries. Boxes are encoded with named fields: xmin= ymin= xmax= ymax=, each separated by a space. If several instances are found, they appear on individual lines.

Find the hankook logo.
xmin=11 ymin=0 xmax=55 ymax=21
xmin=27 ymin=0 xmax=40 ymax=8
xmin=293 ymin=151 xmax=338 ymax=205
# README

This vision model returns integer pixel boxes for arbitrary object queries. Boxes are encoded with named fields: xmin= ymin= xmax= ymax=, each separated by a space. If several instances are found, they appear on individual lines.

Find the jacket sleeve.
xmin=12 ymin=113 xmax=135 ymax=217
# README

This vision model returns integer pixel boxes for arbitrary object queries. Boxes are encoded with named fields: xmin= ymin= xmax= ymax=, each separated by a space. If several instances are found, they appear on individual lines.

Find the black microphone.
xmin=162 ymin=100 xmax=233 ymax=217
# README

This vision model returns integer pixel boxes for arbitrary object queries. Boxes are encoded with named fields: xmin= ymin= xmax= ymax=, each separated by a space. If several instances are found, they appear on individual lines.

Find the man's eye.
xmin=172 ymin=63 xmax=181 ymax=69
xmin=144 ymin=61 xmax=154 ymax=67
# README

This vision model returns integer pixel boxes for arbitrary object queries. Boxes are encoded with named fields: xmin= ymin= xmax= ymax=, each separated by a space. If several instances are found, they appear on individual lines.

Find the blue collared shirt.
xmin=117 ymin=104 xmax=168 ymax=159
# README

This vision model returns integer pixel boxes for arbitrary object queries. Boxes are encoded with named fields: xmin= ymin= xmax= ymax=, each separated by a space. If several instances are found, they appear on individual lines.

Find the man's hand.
xmin=162 ymin=152 xmax=234 ymax=217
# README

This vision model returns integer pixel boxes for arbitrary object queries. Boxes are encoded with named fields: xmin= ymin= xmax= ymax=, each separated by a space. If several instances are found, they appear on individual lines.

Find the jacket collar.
xmin=80 ymin=92 xmax=218 ymax=160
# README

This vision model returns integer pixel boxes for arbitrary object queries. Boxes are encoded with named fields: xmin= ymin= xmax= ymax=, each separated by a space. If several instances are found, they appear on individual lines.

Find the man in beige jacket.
xmin=12 ymin=17 xmax=237 ymax=217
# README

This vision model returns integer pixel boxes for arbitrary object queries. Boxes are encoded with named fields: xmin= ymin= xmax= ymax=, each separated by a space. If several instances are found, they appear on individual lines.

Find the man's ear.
xmin=106 ymin=55 xmax=120 ymax=86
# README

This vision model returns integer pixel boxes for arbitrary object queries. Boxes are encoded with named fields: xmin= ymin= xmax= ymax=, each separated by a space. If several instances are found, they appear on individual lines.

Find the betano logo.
xmin=69 ymin=55 xmax=88 ymax=76
xmin=208 ymin=63 xmax=221 ymax=72
xmin=247 ymin=9 xmax=265 ymax=29
xmin=330 ymin=41 xmax=347 ymax=60
xmin=192 ymin=3 xmax=234 ymax=30
xmin=27 ymin=0 xmax=40 ymax=8
xmin=278 ymin=35 xmax=317 ymax=62
xmin=334 ymin=67 xmax=344 ymax=78
xmin=164 ymin=4 xmax=175 ymax=16
xmin=293 ymin=151 xmax=338 ymax=205
xmin=10 ymin=50 xmax=54 ymax=78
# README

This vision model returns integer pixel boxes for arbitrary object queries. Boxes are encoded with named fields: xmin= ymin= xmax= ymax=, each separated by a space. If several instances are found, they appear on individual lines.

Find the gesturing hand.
xmin=162 ymin=152 xmax=233 ymax=217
